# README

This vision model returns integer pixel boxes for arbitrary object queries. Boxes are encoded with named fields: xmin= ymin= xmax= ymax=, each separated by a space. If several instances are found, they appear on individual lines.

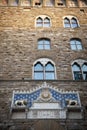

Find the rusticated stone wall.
xmin=0 ymin=7 xmax=87 ymax=29
xmin=0 ymin=3 xmax=87 ymax=130
xmin=0 ymin=7 xmax=87 ymax=80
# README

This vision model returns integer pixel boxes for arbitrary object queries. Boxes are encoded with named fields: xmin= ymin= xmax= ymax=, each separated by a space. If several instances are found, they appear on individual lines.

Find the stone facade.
xmin=0 ymin=0 xmax=87 ymax=130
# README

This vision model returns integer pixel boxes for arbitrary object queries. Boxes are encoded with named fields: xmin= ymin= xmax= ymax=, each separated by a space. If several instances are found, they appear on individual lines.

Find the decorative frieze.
xmin=0 ymin=0 xmax=87 ymax=7
xmin=11 ymin=82 xmax=82 ymax=120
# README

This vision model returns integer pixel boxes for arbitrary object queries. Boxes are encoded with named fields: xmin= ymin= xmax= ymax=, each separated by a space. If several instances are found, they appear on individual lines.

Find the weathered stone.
xmin=0 ymin=1 xmax=87 ymax=130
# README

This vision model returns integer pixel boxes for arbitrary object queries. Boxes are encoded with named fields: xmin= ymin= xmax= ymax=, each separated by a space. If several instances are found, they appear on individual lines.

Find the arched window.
xmin=82 ymin=64 xmax=87 ymax=80
xmin=44 ymin=17 xmax=50 ymax=27
xmin=70 ymin=38 xmax=83 ymax=50
xmin=38 ymin=38 xmax=50 ymax=50
xmin=36 ymin=16 xmax=51 ymax=27
xmin=36 ymin=17 xmax=43 ymax=27
xmin=72 ymin=60 xmax=87 ymax=80
xmin=45 ymin=62 xmax=55 ymax=79
xmin=64 ymin=18 xmax=70 ymax=28
xmin=71 ymin=18 xmax=78 ymax=28
xmin=34 ymin=62 xmax=43 ymax=79
xmin=64 ymin=16 xmax=79 ymax=28
xmin=33 ymin=58 xmax=56 ymax=80
xmin=72 ymin=63 xmax=82 ymax=80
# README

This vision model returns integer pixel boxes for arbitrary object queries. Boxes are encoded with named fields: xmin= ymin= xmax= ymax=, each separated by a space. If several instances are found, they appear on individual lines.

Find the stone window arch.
xmin=36 ymin=15 xmax=51 ymax=27
xmin=70 ymin=38 xmax=83 ymax=50
xmin=64 ymin=17 xmax=71 ymax=28
xmin=38 ymin=38 xmax=51 ymax=50
xmin=44 ymin=17 xmax=50 ymax=27
xmin=71 ymin=59 xmax=87 ymax=80
xmin=71 ymin=17 xmax=78 ymax=28
xmin=36 ymin=17 xmax=43 ymax=27
xmin=63 ymin=16 xmax=79 ymax=28
xmin=33 ymin=58 xmax=56 ymax=80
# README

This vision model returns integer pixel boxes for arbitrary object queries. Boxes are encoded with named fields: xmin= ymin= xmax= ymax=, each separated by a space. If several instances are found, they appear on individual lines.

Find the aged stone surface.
xmin=0 ymin=0 xmax=87 ymax=130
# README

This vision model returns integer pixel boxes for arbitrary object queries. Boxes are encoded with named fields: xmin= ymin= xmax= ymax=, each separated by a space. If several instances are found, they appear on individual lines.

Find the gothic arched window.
xmin=71 ymin=18 xmax=78 ymax=28
xmin=64 ymin=16 xmax=79 ymax=28
xmin=34 ymin=62 xmax=44 ymax=79
xmin=82 ymin=64 xmax=87 ymax=80
xmin=72 ymin=63 xmax=82 ymax=80
xmin=45 ymin=62 xmax=55 ymax=79
xmin=33 ymin=58 xmax=56 ymax=80
xmin=36 ymin=17 xmax=43 ymax=27
xmin=36 ymin=16 xmax=51 ymax=27
xmin=72 ymin=60 xmax=87 ymax=80
xmin=64 ymin=18 xmax=70 ymax=28
xmin=44 ymin=17 xmax=50 ymax=27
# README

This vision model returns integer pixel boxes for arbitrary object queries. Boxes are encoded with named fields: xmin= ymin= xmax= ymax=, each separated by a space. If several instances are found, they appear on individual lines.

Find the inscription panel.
xmin=27 ymin=109 xmax=66 ymax=119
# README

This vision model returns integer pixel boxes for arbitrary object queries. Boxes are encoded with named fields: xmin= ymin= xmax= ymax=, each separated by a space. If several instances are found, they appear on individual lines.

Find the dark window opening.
xmin=74 ymin=72 xmax=83 ymax=80
xmin=72 ymin=63 xmax=87 ymax=80
xmin=35 ymin=2 xmax=41 ymax=5
xmin=57 ymin=3 xmax=63 ymax=6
